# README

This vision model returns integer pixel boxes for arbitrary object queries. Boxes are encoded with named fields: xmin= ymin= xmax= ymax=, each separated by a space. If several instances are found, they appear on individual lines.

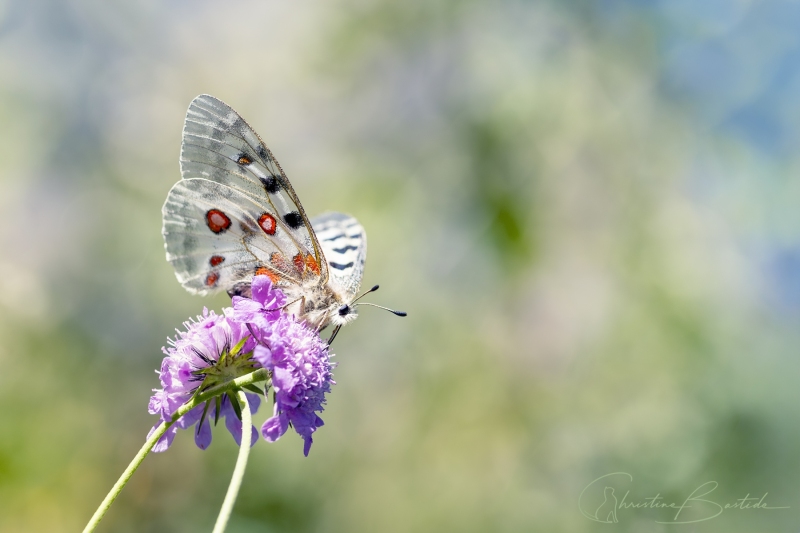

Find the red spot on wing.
xmin=255 ymin=266 xmax=281 ymax=284
xmin=292 ymin=253 xmax=305 ymax=273
xmin=305 ymin=254 xmax=321 ymax=276
xmin=258 ymin=213 xmax=277 ymax=235
xmin=205 ymin=272 xmax=219 ymax=287
xmin=270 ymin=252 xmax=292 ymax=274
xmin=206 ymin=209 xmax=231 ymax=234
xmin=209 ymin=255 xmax=225 ymax=267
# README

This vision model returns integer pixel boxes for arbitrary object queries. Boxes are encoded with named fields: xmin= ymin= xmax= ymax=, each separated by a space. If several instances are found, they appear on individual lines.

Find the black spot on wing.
xmin=329 ymin=261 xmax=354 ymax=270
xmin=232 ymin=117 xmax=248 ymax=135
xmin=260 ymin=175 xmax=281 ymax=194
xmin=332 ymin=244 xmax=358 ymax=253
xmin=283 ymin=211 xmax=303 ymax=229
xmin=319 ymin=231 xmax=345 ymax=242
xmin=257 ymin=145 xmax=270 ymax=161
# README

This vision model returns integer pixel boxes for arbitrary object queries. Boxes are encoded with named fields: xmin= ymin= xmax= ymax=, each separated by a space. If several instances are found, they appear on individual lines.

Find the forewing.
xmin=311 ymin=212 xmax=366 ymax=299
xmin=179 ymin=94 xmax=328 ymax=282
xmin=163 ymin=178 xmax=321 ymax=295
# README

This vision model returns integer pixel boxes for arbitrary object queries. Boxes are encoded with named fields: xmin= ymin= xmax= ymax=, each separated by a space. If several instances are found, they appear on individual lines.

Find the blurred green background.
xmin=2 ymin=1 xmax=800 ymax=531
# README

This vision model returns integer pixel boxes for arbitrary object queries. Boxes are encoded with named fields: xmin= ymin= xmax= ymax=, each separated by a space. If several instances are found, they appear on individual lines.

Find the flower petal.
xmin=253 ymin=345 xmax=274 ymax=367
xmin=244 ymin=392 xmax=262 ymax=413
xmin=250 ymin=275 xmax=275 ymax=304
xmin=272 ymin=365 xmax=299 ymax=393
xmin=224 ymin=414 xmax=258 ymax=448
xmin=151 ymin=425 xmax=178 ymax=453
xmin=194 ymin=418 xmax=212 ymax=450
xmin=225 ymin=414 xmax=243 ymax=445
xmin=231 ymin=298 xmax=263 ymax=323
xmin=261 ymin=413 xmax=289 ymax=442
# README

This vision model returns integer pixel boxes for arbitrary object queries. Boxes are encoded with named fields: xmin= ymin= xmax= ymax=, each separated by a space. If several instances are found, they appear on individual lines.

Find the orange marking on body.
xmin=206 ymin=209 xmax=231 ymax=233
xmin=205 ymin=272 xmax=219 ymax=287
xmin=258 ymin=213 xmax=277 ymax=235
xmin=209 ymin=255 xmax=225 ymax=267
xmin=255 ymin=266 xmax=280 ymax=284
xmin=292 ymin=253 xmax=305 ymax=273
xmin=305 ymin=254 xmax=320 ymax=275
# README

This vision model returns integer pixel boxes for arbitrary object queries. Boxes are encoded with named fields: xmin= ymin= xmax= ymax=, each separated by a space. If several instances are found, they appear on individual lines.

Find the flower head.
xmin=148 ymin=276 xmax=336 ymax=456
xmin=148 ymin=308 xmax=262 ymax=451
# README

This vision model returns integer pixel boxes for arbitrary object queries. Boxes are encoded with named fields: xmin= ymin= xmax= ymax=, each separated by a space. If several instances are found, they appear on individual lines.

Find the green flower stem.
xmin=212 ymin=389 xmax=252 ymax=533
xmin=82 ymin=368 xmax=269 ymax=533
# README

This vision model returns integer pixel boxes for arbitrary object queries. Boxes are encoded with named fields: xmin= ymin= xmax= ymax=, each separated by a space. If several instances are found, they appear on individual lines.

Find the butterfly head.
xmin=331 ymin=302 xmax=359 ymax=328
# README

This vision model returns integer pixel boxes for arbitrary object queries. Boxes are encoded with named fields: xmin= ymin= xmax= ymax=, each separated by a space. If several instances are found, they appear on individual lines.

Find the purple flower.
xmin=236 ymin=280 xmax=335 ymax=456
xmin=149 ymin=276 xmax=335 ymax=456
xmin=148 ymin=308 xmax=262 ymax=451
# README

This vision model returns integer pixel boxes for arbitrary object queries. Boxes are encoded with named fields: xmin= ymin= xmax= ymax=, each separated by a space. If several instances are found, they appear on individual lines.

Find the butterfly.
xmin=161 ymin=95 xmax=394 ymax=338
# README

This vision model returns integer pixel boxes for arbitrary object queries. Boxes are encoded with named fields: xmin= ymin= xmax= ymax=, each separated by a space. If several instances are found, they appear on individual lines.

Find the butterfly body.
xmin=162 ymin=95 xmax=366 ymax=331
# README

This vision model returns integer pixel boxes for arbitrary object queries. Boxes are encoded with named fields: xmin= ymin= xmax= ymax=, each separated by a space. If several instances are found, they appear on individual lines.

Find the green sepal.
xmin=243 ymin=384 xmax=263 ymax=395
xmin=189 ymin=378 xmax=210 ymax=400
xmin=228 ymin=391 xmax=243 ymax=421
xmin=230 ymin=337 xmax=249 ymax=356
xmin=196 ymin=399 xmax=212 ymax=434
xmin=214 ymin=395 xmax=222 ymax=426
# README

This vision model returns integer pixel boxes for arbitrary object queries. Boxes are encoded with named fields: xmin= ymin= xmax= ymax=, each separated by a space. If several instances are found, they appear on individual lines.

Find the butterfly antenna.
xmin=351 ymin=284 xmax=380 ymax=305
xmin=355 ymin=302 xmax=407 ymax=317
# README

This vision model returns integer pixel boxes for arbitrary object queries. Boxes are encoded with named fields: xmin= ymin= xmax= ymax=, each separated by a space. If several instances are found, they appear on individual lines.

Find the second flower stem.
xmin=82 ymin=369 xmax=268 ymax=533
xmin=212 ymin=390 xmax=253 ymax=533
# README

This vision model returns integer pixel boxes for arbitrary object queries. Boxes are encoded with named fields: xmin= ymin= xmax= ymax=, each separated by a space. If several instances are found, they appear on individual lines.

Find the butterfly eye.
xmin=338 ymin=304 xmax=350 ymax=316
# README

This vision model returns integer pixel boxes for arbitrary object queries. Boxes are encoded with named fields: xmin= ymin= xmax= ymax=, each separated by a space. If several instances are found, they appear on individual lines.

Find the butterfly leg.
xmin=327 ymin=325 xmax=342 ymax=346
xmin=267 ymin=296 xmax=302 ymax=313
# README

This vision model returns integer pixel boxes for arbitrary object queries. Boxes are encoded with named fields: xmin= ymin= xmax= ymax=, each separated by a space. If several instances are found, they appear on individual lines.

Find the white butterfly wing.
xmin=311 ymin=212 xmax=367 ymax=300
xmin=180 ymin=95 xmax=328 ymax=277
xmin=162 ymin=95 xmax=328 ymax=296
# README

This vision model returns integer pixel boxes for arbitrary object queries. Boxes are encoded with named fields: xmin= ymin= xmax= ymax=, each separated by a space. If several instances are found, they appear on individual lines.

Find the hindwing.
xmin=311 ymin=212 xmax=367 ymax=300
